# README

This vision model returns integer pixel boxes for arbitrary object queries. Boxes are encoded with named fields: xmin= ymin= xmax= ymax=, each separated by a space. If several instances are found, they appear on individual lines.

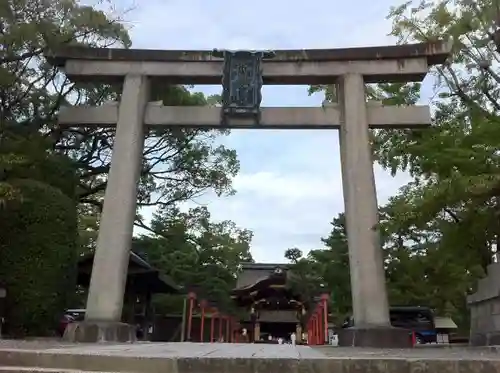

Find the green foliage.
xmin=285 ymin=210 xmax=480 ymax=330
xmin=0 ymin=125 xmax=78 ymax=337
xmin=316 ymin=214 xmax=351 ymax=319
xmin=2 ymin=0 xmax=238 ymax=243
xmin=285 ymin=215 xmax=351 ymax=322
xmin=380 ymin=203 xmax=482 ymax=331
xmin=305 ymin=0 xmax=500 ymax=331
xmin=133 ymin=206 xmax=253 ymax=315
xmin=372 ymin=0 xmax=500 ymax=257
xmin=0 ymin=0 xmax=245 ymax=336
xmin=284 ymin=248 xmax=303 ymax=262
xmin=373 ymin=2 xmax=500 ymax=325
xmin=0 ymin=178 xmax=77 ymax=336
xmin=1 ymin=131 xmax=77 ymax=197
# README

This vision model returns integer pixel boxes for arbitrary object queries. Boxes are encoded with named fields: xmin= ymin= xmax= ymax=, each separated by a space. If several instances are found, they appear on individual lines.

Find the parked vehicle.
xmin=58 ymin=309 xmax=85 ymax=336
xmin=342 ymin=306 xmax=437 ymax=344
xmin=390 ymin=306 xmax=436 ymax=344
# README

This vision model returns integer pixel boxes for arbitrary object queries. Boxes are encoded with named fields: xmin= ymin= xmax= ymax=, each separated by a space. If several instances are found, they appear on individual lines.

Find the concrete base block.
xmin=63 ymin=321 xmax=137 ymax=343
xmin=470 ymin=331 xmax=500 ymax=346
xmin=338 ymin=326 xmax=412 ymax=348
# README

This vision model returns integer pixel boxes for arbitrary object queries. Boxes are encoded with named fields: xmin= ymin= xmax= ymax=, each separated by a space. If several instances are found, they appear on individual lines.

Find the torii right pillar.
xmin=337 ymin=73 xmax=409 ymax=347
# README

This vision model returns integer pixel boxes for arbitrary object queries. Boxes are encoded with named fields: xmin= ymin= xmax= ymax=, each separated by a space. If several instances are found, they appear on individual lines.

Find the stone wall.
xmin=468 ymin=262 xmax=500 ymax=345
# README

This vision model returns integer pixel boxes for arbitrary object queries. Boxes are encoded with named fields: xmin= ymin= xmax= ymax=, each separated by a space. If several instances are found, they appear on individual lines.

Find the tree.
xmin=379 ymin=200 xmax=481 ymax=330
xmin=0 ymin=131 xmax=78 ymax=336
xmin=133 ymin=206 xmax=253 ymax=314
xmin=284 ymin=214 xmax=352 ymax=322
xmin=317 ymin=214 xmax=352 ymax=319
xmin=1 ymin=0 xmax=240 ymax=334
xmin=367 ymin=0 xmax=500 ymax=270
xmin=284 ymin=248 xmax=303 ymax=263
xmin=367 ymin=1 xmax=500 ymax=328
xmin=284 ymin=248 xmax=322 ymax=307
xmin=285 ymin=207 xmax=479 ymax=329
xmin=2 ymin=0 xmax=239 ymax=232
xmin=307 ymin=0 xmax=500 ymax=330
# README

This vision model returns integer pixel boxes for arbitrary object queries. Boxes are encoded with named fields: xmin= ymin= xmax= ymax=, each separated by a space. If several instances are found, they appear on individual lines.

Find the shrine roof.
xmin=77 ymin=250 xmax=182 ymax=294
xmin=233 ymin=262 xmax=291 ymax=296
xmin=47 ymin=41 xmax=450 ymax=66
xmin=241 ymin=263 xmax=289 ymax=271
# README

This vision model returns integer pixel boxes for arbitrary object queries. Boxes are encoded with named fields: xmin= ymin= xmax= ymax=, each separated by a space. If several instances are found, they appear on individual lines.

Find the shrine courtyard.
xmin=1 ymin=341 xmax=500 ymax=372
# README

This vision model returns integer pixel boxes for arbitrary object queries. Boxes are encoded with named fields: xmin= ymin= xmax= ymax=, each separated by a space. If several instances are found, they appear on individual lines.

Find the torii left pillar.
xmin=63 ymin=74 xmax=150 ymax=342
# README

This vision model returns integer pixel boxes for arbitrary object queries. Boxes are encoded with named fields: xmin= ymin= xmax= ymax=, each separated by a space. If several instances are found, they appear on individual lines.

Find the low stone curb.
xmin=2 ymin=349 xmax=500 ymax=373
xmin=415 ymin=344 xmax=500 ymax=351
xmin=0 ymin=368 xmax=115 ymax=373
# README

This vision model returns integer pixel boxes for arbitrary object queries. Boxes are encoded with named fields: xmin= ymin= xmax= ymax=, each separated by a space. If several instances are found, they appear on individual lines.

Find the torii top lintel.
xmin=46 ymin=41 xmax=451 ymax=85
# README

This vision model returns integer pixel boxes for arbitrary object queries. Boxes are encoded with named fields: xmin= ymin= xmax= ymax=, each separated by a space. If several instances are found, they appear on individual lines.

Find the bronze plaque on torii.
xmin=213 ymin=49 xmax=275 ymax=126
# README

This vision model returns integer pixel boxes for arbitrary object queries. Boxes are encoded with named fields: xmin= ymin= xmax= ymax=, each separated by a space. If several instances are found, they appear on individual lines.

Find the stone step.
xmin=2 ymin=343 xmax=500 ymax=373
xmin=0 ymin=368 xmax=118 ymax=373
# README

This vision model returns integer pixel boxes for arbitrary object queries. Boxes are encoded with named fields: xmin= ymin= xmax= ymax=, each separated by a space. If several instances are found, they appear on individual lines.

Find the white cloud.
xmin=233 ymin=171 xmax=342 ymax=203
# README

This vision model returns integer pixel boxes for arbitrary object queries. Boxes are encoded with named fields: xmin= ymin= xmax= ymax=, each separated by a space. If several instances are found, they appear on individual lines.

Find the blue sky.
xmin=107 ymin=0 xmax=433 ymax=263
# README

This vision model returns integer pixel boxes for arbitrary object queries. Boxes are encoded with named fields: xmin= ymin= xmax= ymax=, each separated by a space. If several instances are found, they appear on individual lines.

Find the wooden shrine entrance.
xmin=231 ymin=263 xmax=330 ymax=345
xmin=231 ymin=263 xmax=304 ymax=343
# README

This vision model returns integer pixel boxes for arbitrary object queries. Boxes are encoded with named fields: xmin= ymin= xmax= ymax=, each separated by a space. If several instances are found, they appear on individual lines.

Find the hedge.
xmin=0 ymin=177 xmax=78 ymax=336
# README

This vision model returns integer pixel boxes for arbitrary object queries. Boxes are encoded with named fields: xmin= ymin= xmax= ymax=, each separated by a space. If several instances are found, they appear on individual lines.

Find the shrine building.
xmin=231 ymin=263 xmax=312 ymax=343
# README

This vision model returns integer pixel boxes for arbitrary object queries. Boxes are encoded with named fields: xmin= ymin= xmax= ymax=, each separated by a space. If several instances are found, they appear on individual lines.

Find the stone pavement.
xmin=2 ymin=342 xmax=500 ymax=372
xmin=5 ymin=342 xmax=326 ymax=358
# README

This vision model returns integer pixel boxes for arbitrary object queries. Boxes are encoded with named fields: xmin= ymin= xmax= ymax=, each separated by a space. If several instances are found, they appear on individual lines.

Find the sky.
xmin=106 ymin=0 xmax=434 ymax=263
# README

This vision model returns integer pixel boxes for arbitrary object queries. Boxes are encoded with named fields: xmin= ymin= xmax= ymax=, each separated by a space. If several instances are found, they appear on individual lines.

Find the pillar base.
xmin=470 ymin=332 xmax=500 ymax=346
xmin=63 ymin=321 xmax=137 ymax=343
xmin=338 ymin=326 xmax=412 ymax=348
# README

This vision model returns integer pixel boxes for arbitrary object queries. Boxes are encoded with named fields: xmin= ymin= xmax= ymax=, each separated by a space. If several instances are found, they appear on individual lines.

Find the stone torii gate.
xmin=50 ymin=42 xmax=449 ymax=346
